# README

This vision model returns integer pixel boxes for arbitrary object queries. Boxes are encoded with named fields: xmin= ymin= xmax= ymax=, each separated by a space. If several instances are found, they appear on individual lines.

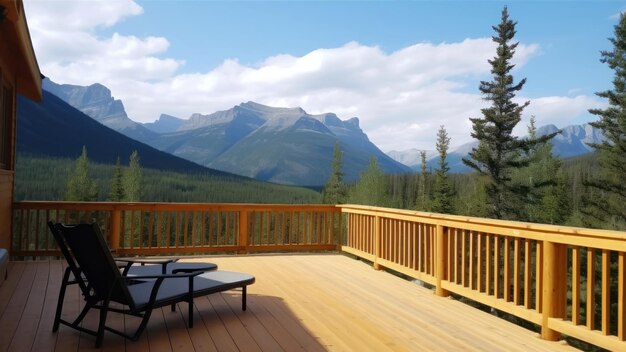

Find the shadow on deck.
xmin=0 ymin=254 xmax=577 ymax=351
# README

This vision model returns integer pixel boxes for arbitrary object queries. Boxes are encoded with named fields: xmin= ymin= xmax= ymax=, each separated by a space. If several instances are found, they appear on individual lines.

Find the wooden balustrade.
xmin=12 ymin=202 xmax=341 ymax=257
xmin=339 ymin=204 xmax=626 ymax=351
xmin=11 ymin=201 xmax=626 ymax=350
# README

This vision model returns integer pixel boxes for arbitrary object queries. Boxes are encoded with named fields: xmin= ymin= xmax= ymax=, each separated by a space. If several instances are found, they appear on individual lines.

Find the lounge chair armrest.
xmin=115 ymin=257 xmax=178 ymax=265
xmin=116 ymin=257 xmax=180 ymax=275
xmin=133 ymin=271 xmax=202 ymax=312
xmin=172 ymin=268 xmax=209 ymax=274
xmin=121 ymin=270 xmax=205 ymax=281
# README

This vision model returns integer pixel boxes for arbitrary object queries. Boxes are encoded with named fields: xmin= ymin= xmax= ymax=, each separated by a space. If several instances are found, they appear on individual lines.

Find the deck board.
xmin=0 ymin=254 xmax=578 ymax=351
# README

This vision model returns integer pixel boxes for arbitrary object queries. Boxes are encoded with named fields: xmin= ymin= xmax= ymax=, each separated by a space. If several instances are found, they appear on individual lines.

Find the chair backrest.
xmin=48 ymin=221 xmax=91 ymax=296
xmin=49 ymin=222 xmax=133 ymax=306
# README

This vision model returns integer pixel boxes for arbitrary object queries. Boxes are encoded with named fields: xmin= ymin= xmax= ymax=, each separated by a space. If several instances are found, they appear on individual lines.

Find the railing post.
xmin=238 ymin=210 xmax=249 ymax=254
xmin=541 ymin=240 xmax=567 ymax=341
xmin=373 ymin=215 xmax=382 ymax=270
xmin=110 ymin=209 xmax=121 ymax=251
xmin=435 ymin=224 xmax=450 ymax=297
xmin=335 ymin=207 xmax=343 ymax=249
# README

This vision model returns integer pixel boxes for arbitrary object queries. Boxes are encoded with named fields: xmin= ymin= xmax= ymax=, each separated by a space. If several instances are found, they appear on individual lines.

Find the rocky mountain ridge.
xmin=42 ymin=79 xmax=409 ymax=185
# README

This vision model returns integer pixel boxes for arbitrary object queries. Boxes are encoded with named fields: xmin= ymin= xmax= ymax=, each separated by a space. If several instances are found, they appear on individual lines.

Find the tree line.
xmin=15 ymin=152 xmax=321 ymax=204
xmin=64 ymin=146 xmax=143 ymax=202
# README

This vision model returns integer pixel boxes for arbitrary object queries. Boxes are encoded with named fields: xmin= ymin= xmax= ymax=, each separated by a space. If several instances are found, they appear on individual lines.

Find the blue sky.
xmin=24 ymin=0 xmax=621 ymax=151
xmin=110 ymin=1 xmax=615 ymax=96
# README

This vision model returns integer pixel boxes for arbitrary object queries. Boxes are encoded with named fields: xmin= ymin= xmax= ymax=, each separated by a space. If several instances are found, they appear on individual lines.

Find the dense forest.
xmin=15 ymin=153 xmax=321 ymax=204
xmin=361 ymin=151 xmax=599 ymax=227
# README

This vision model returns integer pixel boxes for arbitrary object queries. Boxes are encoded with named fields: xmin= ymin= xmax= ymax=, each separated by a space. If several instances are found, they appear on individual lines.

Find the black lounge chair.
xmin=48 ymin=222 xmax=255 ymax=347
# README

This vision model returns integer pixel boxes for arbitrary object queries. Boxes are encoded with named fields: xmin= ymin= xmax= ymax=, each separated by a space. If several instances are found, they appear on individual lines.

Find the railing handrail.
xmin=339 ymin=204 xmax=626 ymax=246
xmin=14 ymin=201 xmax=339 ymax=211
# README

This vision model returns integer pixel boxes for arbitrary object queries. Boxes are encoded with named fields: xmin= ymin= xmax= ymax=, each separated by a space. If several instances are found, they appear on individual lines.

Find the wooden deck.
xmin=0 ymin=254 xmax=578 ymax=351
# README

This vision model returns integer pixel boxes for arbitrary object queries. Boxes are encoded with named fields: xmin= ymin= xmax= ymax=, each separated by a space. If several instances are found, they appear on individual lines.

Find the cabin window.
xmin=0 ymin=81 xmax=13 ymax=170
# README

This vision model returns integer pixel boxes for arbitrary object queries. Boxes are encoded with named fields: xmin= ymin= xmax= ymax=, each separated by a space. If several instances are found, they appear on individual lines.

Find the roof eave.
xmin=2 ymin=0 xmax=42 ymax=101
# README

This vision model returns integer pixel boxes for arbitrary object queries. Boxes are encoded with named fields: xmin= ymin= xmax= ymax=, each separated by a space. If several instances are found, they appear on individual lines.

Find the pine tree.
xmin=462 ymin=6 xmax=531 ymax=220
xmin=518 ymin=117 xmax=570 ymax=224
xmin=108 ymin=156 xmax=125 ymax=202
xmin=322 ymin=143 xmax=347 ymax=204
xmin=431 ymin=126 xmax=454 ymax=214
xmin=514 ymin=116 xmax=571 ymax=224
xmin=582 ymin=13 xmax=626 ymax=230
xmin=65 ymin=146 xmax=98 ymax=201
xmin=416 ymin=151 xmax=431 ymax=211
xmin=349 ymin=157 xmax=389 ymax=207
xmin=123 ymin=150 xmax=142 ymax=202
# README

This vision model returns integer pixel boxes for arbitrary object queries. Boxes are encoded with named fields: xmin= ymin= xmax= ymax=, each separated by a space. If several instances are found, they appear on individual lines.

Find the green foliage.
xmin=416 ymin=151 xmax=431 ymax=211
xmin=582 ymin=13 xmax=626 ymax=230
xmin=431 ymin=126 xmax=454 ymax=214
xmin=123 ymin=150 xmax=142 ymax=201
xmin=322 ymin=143 xmax=347 ymax=204
xmin=454 ymin=174 xmax=489 ymax=217
xmin=349 ymin=157 xmax=391 ymax=207
xmin=462 ymin=7 xmax=530 ymax=220
xmin=64 ymin=146 xmax=98 ymax=201
xmin=514 ymin=117 xmax=571 ymax=224
xmin=108 ymin=157 xmax=124 ymax=202
xmin=15 ymin=153 xmax=321 ymax=204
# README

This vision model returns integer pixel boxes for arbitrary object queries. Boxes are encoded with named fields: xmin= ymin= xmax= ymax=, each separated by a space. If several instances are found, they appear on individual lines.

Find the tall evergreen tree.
xmin=583 ymin=13 xmax=626 ymax=229
xmin=65 ymin=146 xmax=98 ymax=201
xmin=322 ymin=143 xmax=347 ymax=204
xmin=462 ymin=7 xmax=530 ymax=220
xmin=108 ymin=156 xmax=125 ymax=202
xmin=123 ymin=150 xmax=142 ymax=202
xmin=416 ymin=151 xmax=431 ymax=211
xmin=431 ymin=126 xmax=454 ymax=214
xmin=349 ymin=157 xmax=389 ymax=207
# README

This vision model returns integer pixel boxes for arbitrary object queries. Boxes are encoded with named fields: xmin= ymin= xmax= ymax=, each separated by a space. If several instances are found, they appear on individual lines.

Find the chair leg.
xmin=95 ymin=299 xmax=111 ymax=348
xmin=53 ymin=267 xmax=72 ymax=332
xmin=130 ymin=309 xmax=154 ymax=341
xmin=187 ymin=277 xmax=194 ymax=328
xmin=71 ymin=302 xmax=93 ymax=327
xmin=242 ymin=286 xmax=247 ymax=311
xmin=188 ymin=297 xmax=194 ymax=328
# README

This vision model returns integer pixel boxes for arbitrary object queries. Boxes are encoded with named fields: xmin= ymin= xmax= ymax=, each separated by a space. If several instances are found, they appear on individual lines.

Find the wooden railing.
xmin=340 ymin=204 xmax=626 ymax=351
xmin=11 ymin=201 xmax=626 ymax=350
xmin=12 ymin=202 xmax=341 ymax=257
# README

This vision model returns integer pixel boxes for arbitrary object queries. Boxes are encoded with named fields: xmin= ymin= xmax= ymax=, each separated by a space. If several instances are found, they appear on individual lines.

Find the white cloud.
xmin=24 ymin=0 xmax=604 ymax=152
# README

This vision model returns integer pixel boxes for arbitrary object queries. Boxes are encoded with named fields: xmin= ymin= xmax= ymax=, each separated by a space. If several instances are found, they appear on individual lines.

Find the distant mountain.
xmin=144 ymin=114 xmax=185 ymax=134
xmin=42 ymin=78 xmax=157 ymax=143
xmin=537 ymin=124 xmax=604 ymax=158
xmin=43 ymin=80 xmax=410 ymax=185
xmin=149 ymin=102 xmax=411 ymax=185
xmin=16 ymin=90 xmax=240 ymax=177
xmin=389 ymin=123 xmax=605 ymax=173
xmin=386 ymin=149 xmax=437 ymax=169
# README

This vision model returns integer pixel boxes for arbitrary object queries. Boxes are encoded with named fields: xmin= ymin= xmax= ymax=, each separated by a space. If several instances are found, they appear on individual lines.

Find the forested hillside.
xmin=17 ymin=90 xmax=227 ymax=174
xmin=15 ymin=154 xmax=321 ymax=204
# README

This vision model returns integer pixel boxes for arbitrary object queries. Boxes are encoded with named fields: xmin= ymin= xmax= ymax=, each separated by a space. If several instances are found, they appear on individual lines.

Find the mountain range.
xmin=36 ymin=78 xmax=602 ymax=183
xmin=388 ymin=123 xmax=604 ymax=172
xmin=41 ymin=79 xmax=410 ymax=185
xmin=16 ymin=89 xmax=238 ymax=177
